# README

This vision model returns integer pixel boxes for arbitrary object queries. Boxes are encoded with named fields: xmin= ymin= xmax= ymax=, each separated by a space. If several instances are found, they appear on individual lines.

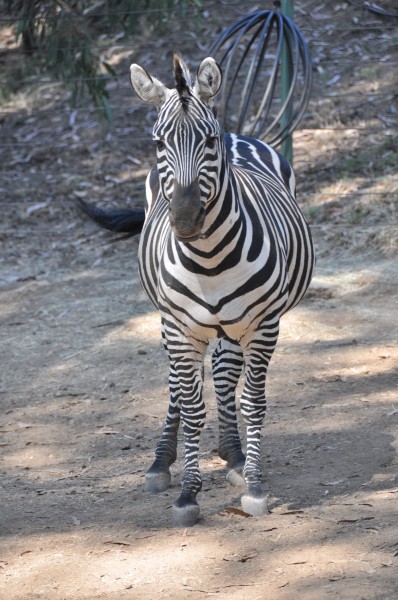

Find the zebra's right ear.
xmin=130 ymin=64 xmax=172 ymax=108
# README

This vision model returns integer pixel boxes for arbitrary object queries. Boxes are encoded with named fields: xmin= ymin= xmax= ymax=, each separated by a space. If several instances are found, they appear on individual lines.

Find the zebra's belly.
xmin=158 ymin=275 xmax=288 ymax=344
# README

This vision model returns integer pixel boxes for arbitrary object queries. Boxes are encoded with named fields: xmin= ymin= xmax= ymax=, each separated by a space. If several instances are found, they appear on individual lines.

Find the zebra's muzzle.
xmin=169 ymin=180 xmax=205 ymax=243
xmin=174 ymin=232 xmax=202 ymax=242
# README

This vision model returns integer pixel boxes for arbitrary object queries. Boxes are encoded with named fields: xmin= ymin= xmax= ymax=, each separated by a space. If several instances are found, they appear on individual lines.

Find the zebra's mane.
xmin=173 ymin=54 xmax=192 ymax=112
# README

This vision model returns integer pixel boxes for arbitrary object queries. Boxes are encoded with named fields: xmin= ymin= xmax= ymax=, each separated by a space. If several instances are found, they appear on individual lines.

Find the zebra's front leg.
xmin=145 ymin=361 xmax=180 ymax=493
xmin=212 ymin=338 xmax=246 ymax=487
xmin=169 ymin=342 xmax=207 ymax=527
xmin=240 ymin=321 xmax=279 ymax=516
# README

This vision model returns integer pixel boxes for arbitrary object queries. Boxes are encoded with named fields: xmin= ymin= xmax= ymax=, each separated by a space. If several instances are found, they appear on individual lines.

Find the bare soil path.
xmin=1 ymin=233 xmax=397 ymax=599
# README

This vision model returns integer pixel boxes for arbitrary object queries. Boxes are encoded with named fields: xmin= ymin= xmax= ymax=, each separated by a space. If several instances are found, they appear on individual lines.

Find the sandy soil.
xmin=1 ymin=2 xmax=397 ymax=599
xmin=1 ymin=232 xmax=398 ymax=599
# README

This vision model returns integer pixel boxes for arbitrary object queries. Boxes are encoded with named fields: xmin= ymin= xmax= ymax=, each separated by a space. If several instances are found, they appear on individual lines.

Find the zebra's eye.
xmin=205 ymin=136 xmax=217 ymax=150
xmin=155 ymin=139 xmax=165 ymax=152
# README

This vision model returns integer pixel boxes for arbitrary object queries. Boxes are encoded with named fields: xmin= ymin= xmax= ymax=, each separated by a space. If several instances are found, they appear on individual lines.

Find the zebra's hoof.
xmin=172 ymin=501 xmax=200 ymax=527
xmin=144 ymin=470 xmax=171 ymax=494
xmin=226 ymin=467 xmax=246 ymax=487
xmin=241 ymin=493 xmax=269 ymax=517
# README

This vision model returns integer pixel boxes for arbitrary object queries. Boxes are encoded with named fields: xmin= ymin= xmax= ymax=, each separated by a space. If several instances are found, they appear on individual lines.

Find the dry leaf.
xmin=320 ymin=479 xmax=345 ymax=486
xmin=221 ymin=506 xmax=252 ymax=518
xmin=223 ymin=551 xmax=258 ymax=563
xmin=386 ymin=407 xmax=398 ymax=416
xmin=338 ymin=517 xmax=374 ymax=524
xmin=238 ymin=552 xmax=258 ymax=563
xmin=97 ymin=429 xmax=119 ymax=435
xmin=278 ymin=581 xmax=289 ymax=589
xmin=326 ymin=74 xmax=341 ymax=87
xmin=280 ymin=510 xmax=305 ymax=515
xmin=104 ymin=541 xmax=130 ymax=546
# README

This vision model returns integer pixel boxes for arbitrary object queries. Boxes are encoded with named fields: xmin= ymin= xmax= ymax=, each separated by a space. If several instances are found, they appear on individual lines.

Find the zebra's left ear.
xmin=194 ymin=57 xmax=222 ymax=103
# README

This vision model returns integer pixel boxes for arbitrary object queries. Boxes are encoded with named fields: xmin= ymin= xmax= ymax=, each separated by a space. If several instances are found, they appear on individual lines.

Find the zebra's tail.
xmin=77 ymin=198 xmax=145 ymax=237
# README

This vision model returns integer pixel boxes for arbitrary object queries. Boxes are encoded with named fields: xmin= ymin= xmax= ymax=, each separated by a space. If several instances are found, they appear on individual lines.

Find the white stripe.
xmin=266 ymin=144 xmax=283 ymax=181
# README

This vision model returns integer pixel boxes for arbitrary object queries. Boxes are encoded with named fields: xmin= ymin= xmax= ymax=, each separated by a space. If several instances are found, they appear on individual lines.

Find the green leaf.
xmin=102 ymin=62 xmax=117 ymax=77
xmin=102 ymin=95 xmax=113 ymax=126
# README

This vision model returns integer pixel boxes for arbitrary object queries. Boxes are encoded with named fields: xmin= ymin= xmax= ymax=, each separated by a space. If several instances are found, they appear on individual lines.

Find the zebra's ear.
xmin=194 ymin=57 xmax=222 ymax=103
xmin=130 ymin=64 xmax=172 ymax=108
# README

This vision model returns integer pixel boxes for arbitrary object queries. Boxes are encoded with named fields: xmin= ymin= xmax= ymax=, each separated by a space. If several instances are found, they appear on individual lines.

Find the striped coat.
xmin=140 ymin=133 xmax=312 ymax=345
xmin=83 ymin=54 xmax=314 ymax=527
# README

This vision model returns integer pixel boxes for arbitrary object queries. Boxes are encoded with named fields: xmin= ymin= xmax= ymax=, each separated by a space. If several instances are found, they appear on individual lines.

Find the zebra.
xmin=80 ymin=54 xmax=315 ymax=527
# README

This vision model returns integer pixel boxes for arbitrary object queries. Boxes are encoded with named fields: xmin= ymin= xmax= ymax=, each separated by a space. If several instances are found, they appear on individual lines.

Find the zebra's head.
xmin=130 ymin=55 xmax=223 ymax=242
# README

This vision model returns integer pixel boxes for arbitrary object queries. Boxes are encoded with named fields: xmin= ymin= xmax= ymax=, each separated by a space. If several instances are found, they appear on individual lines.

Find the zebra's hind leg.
xmin=239 ymin=319 xmax=280 ymax=516
xmin=212 ymin=338 xmax=246 ymax=487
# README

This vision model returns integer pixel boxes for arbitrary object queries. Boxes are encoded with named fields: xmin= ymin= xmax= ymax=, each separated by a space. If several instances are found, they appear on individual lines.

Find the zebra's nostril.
xmin=169 ymin=179 xmax=204 ymax=237
xmin=195 ymin=208 xmax=205 ymax=226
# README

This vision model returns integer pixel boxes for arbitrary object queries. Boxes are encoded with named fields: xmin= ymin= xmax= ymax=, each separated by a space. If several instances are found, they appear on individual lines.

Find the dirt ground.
xmin=1 ymin=2 xmax=398 ymax=599
xmin=1 ymin=235 xmax=398 ymax=600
